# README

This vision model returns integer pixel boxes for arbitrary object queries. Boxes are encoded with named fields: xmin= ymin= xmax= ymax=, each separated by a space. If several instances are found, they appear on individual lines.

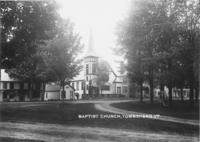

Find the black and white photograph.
xmin=0 ymin=0 xmax=199 ymax=141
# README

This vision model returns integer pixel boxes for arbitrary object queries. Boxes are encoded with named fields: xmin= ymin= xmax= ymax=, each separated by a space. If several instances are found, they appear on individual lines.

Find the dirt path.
xmin=2 ymin=99 xmax=198 ymax=126
xmin=1 ymin=99 xmax=198 ymax=126
xmin=0 ymin=122 xmax=198 ymax=142
xmin=94 ymin=101 xmax=199 ymax=126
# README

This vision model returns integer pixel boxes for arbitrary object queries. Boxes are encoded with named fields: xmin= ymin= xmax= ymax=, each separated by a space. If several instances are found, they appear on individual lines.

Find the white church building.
xmin=69 ymin=32 xmax=129 ymax=99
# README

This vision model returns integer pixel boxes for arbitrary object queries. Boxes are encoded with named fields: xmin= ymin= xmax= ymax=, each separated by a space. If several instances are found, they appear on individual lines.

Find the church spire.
xmin=88 ymin=29 xmax=94 ymax=53
xmin=85 ymin=29 xmax=97 ymax=58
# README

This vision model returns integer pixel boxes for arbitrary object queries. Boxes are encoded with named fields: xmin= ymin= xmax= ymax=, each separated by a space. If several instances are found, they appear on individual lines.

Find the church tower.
xmin=84 ymin=30 xmax=98 ymax=96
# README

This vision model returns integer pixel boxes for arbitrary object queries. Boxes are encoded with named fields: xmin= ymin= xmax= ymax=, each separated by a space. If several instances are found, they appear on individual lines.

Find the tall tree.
xmin=1 ymin=1 xmax=59 ymax=68
xmin=1 ymin=1 xmax=60 ymax=100
xmin=41 ymin=19 xmax=82 ymax=98
xmin=117 ymin=0 xmax=199 ymax=105
xmin=1 ymin=1 xmax=83 ymax=100
xmin=117 ymin=0 xmax=156 ymax=103
xmin=95 ymin=60 xmax=109 ymax=95
xmin=178 ymin=0 xmax=200 ymax=103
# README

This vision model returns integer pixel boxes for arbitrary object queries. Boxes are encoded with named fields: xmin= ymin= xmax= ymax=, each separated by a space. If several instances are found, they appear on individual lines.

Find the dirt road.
xmin=0 ymin=122 xmax=198 ymax=142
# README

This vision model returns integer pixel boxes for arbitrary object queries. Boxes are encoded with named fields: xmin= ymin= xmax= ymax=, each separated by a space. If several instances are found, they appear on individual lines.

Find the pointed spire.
xmin=85 ymin=29 xmax=97 ymax=58
xmin=88 ymin=29 xmax=94 ymax=53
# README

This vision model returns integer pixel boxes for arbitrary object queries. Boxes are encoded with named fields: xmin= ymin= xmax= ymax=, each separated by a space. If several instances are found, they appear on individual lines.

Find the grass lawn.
xmin=0 ymin=102 xmax=199 ymax=137
xmin=111 ymin=100 xmax=199 ymax=120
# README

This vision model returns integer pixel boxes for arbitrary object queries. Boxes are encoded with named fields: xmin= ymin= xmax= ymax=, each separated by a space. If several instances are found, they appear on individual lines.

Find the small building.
xmin=113 ymin=73 xmax=129 ymax=96
xmin=0 ymin=69 xmax=44 ymax=102
xmin=44 ymin=83 xmax=75 ymax=101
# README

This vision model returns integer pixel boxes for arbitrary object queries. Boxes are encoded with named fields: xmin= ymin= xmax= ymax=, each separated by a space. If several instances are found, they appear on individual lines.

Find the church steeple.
xmin=85 ymin=29 xmax=97 ymax=58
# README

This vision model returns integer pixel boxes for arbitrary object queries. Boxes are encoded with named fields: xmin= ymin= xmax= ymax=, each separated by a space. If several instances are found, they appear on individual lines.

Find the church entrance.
xmin=88 ymin=86 xmax=99 ymax=97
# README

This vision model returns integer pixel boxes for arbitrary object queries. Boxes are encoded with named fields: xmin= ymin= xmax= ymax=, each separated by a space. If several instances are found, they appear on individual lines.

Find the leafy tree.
xmin=95 ymin=60 xmax=109 ymax=95
xmin=176 ymin=0 xmax=200 ymax=103
xmin=41 ymin=20 xmax=82 ymax=98
xmin=1 ymin=1 xmax=59 ymax=68
xmin=1 ymin=1 xmax=83 ymax=100
xmin=1 ymin=1 xmax=60 ymax=99
xmin=117 ymin=0 xmax=156 ymax=103
xmin=117 ymin=0 xmax=199 ymax=105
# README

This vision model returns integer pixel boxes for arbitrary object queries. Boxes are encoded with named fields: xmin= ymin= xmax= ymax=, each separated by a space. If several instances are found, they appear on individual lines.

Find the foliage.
xmin=1 ymin=1 xmax=83 ymax=100
xmin=117 ymin=0 xmax=200 ymax=104
xmin=41 ymin=20 xmax=83 ymax=84
xmin=95 ymin=60 xmax=110 ymax=94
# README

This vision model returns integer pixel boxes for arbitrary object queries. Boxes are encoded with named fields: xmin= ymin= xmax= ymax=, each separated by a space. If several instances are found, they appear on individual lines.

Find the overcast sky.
xmin=56 ymin=0 xmax=130 ymax=73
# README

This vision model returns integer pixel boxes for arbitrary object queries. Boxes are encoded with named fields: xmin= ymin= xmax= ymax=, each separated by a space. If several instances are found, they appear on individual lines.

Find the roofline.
xmin=70 ymin=79 xmax=85 ymax=82
xmin=84 ymin=55 xmax=99 ymax=58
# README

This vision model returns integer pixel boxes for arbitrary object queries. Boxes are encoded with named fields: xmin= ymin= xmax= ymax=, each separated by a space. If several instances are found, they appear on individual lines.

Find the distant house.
xmin=44 ymin=83 xmax=75 ymax=101
xmin=0 ymin=69 xmax=75 ymax=102
xmin=113 ymin=73 xmax=129 ymax=96
xmin=0 ymin=69 xmax=44 ymax=102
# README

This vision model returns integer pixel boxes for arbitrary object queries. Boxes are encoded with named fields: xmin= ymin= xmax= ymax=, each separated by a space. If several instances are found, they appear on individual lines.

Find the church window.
xmin=86 ymin=64 xmax=89 ymax=75
xmin=92 ymin=63 xmax=97 ymax=74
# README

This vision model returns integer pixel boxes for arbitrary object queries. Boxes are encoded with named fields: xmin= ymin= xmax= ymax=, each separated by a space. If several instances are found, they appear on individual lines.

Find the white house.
xmin=0 ymin=69 xmax=75 ymax=102
xmin=114 ymin=73 xmax=129 ymax=96
xmin=0 ymin=69 xmax=43 ymax=102
xmin=44 ymin=83 xmax=75 ymax=101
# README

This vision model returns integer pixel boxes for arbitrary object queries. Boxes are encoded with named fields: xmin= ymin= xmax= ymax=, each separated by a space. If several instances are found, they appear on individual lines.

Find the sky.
xmin=56 ymin=0 xmax=130 ymax=73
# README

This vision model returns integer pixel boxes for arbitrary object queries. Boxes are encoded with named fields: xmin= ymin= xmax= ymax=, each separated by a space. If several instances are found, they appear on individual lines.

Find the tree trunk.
xmin=41 ymin=82 xmax=46 ymax=101
xmin=28 ymin=82 xmax=33 ymax=101
xmin=140 ymin=80 xmax=143 ymax=102
xmin=61 ymin=80 xmax=65 ymax=100
xmin=99 ymin=86 xmax=102 ymax=96
xmin=168 ymin=85 xmax=172 ymax=106
xmin=149 ymin=64 xmax=154 ymax=104
xmin=160 ymin=83 xmax=164 ymax=106
xmin=168 ymin=58 xmax=172 ymax=106
xmin=150 ymin=78 xmax=154 ymax=104
xmin=195 ymin=88 xmax=199 ymax=103
xmin=189 ymin=81 xmax=194 ymax=104
xmin=180 ymin=87 xmax=184 ymax=102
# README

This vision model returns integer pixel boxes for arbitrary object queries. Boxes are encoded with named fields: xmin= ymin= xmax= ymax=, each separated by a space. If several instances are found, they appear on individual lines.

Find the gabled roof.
xmin=0 ymin=69 xmax=17 ymax=82
xmin=45 ymin=84 xmax=60 ymax=91
xmin=65 ymin=84 xmax=75 ymax=91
